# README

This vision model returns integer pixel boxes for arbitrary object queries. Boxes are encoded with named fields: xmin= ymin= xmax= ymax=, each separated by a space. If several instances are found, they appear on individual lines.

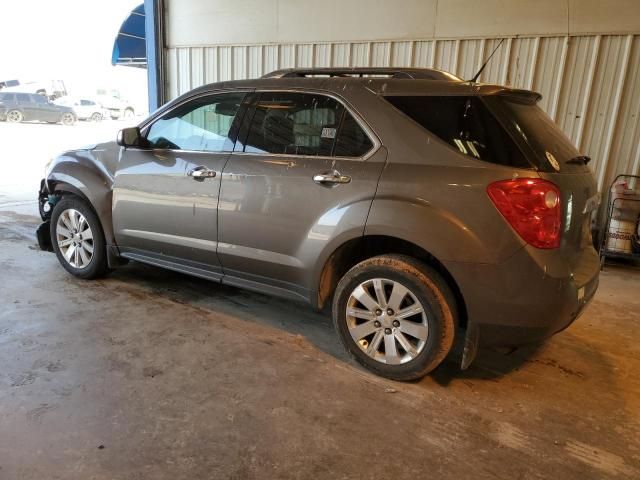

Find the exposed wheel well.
xmin=49 ymin=184 xmax=102 ymax=229
xmin=317 ymin=235 xmax=468 ymax=329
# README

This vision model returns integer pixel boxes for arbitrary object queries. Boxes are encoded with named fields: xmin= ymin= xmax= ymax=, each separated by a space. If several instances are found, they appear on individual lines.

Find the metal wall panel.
xmin=165 ymin=33 xmax=640 ymax=193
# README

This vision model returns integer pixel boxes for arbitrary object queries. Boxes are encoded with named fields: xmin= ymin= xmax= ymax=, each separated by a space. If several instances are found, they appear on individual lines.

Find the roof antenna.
xmin=469 ymin=38 xmax=505 ymax=83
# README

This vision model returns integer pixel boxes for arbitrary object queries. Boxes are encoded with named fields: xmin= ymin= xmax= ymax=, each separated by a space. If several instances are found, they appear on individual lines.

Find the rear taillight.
xmin=487 ymin=178 xmax=562 ymax=249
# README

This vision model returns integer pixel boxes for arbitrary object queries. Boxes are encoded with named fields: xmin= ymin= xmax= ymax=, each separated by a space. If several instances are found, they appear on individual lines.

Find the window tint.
xmin=146 ymin=92 xmax=246 ymax=152
xmin=335 ymin=113 xmax=374 ymax=157
xmin=80 ymin=99 xmax=95 ymax=106
xmin=245 ymin=92 xmax=344 ymax=156
xmin=33 ymin=95 xmax=47 ymax=104
xmin=17 ymin=93 xmax=31 ymax=103
xmin=385 ymin=95 xmax=530 ymax=168
xmin=484 ymin=97 xmax=588 ymax=173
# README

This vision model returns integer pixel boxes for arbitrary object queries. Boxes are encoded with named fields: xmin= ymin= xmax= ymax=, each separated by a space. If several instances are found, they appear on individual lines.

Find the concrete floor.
xmin=1 ymin=210 xmax=639 ymax=479
xmin=0 ymin=123 xmax=639 ymax=479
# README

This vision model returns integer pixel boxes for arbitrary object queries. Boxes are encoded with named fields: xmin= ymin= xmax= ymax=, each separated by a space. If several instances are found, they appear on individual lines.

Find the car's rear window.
xmin=384 ymin=95 xmax=531 ymax=168
xmin=484 ymin=96 xmax=589 ymax=173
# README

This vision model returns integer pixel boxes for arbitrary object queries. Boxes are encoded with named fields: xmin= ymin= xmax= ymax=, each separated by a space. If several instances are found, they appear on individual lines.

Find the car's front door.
xmin=112 ymin=91 xmax=249 ymax=279
xmin=218 ymin=91 xmax=386 ymax=301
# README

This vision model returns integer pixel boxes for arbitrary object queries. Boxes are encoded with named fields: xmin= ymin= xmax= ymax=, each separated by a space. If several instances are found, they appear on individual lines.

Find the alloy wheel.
xmin=61 ymin=113 xmax=75 ymax=125
xmin=7 ymin=110 xmax=23 ymax=123
xmin=346 ymin=278 xmax=429 ymax=365
xmin=55 ymin=208 xmax=94 ymax=269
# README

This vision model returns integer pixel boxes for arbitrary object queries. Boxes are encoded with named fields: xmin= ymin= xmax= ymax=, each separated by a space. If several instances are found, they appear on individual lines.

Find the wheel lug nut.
xmin=374 ymin=321 xmax=381 ymax=328
xmin=387 ymin=308 xmax=394 ymax=315
xmin=384 ymin=328 xmax=392 ymax=335
xmin=375 ymin=309 xmax=382 ymax=316
xmin=392 ymin=320 xmax=400 ymax=327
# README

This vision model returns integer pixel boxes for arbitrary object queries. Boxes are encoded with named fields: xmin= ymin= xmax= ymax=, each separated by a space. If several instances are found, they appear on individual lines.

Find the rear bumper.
xmin=445 ymin=244 xmax=600 ymax=348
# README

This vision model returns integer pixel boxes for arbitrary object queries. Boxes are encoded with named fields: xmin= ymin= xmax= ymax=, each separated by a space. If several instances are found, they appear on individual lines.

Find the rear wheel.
xmin=50 ymin=197 xmax=108 ymax=279
xmin=6 ymin=110 xmax=23 ymax=123
xmin=60 ymin=112 xmax=76 ymax=125
xmin=332 ymin=254 xmax=456 ymax=381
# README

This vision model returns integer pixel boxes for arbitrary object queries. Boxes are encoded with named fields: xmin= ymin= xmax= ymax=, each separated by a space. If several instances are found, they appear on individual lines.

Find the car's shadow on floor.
xmin=108 ymin=261 xmax=347 ymax=359
xmin=106 ymin=260 xmax=548 ymax=385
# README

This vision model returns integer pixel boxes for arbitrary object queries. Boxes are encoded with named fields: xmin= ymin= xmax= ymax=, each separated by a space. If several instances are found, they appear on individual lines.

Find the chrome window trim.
xmin=138 ymin=89 xmax=255 ymax=137
xmin=132 ymin=87 xmax=380 ymax=162
xmin=242 ymin=88 xmax=381 ymax=161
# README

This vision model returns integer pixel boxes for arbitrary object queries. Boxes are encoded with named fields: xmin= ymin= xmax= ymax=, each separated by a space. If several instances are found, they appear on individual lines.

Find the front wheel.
xmin=332 ymin=255 xmax=456 ymax=381
xmin=90 ymin=112 xmax=103 ymax=122
xmin=50 ymin=197 xmax=108 ymax=279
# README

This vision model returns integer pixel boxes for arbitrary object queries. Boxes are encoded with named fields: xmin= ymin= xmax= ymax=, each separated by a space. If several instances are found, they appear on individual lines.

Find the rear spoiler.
xmin=496 ymin=88 xmax=542 ymax=104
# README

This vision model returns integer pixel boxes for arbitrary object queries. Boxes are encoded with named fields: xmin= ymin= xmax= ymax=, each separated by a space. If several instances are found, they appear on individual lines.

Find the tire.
xmin=50 ymin=196 xmax=108 ymax=279
xmin=332 ymin=254 xmax=456 ymax=381
xmin=90 ymin=112 xmax=103 ymax=122
xmin=60 ymin=112 xmax=76 ymax=126
xmin=6 ymin=110 xmax=23 ymax=123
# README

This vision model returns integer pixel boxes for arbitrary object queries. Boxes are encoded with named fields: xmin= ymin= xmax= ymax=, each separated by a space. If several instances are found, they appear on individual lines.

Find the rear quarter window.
xmin=484 ymin=97 xmax=589 ymax=173
xmin=384 ymin=95 xmax=531 ymax=169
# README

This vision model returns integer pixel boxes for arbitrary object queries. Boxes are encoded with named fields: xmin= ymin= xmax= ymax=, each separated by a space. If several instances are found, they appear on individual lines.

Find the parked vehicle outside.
xmin=0 ymin=92 xmax=76 ymax=125
xmin=1 ymin=79 xmax=67 ymax=99
xmin=36 ymin=68 xmax=600 ymax=380
xmin=96 ymin=94 xmax=135 ymax=119
xmin=0 ymin=79 xmax=20 ymax=89
xmin=54 ymin=96 xmax=110 ymax=121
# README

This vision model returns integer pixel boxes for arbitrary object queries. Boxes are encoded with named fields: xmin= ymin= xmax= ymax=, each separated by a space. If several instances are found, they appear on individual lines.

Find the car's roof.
xmin=185 ymin=68 xmax=541 ymax=102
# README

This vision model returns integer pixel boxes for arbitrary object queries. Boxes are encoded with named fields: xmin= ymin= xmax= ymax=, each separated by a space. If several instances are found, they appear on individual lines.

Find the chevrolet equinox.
xmin=37 ymin=68 xmax=600 ymax=380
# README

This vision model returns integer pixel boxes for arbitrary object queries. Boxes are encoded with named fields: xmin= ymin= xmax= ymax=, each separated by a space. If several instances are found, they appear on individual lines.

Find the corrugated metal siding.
xmin=166 ymin=34 xmax=640 ymax=192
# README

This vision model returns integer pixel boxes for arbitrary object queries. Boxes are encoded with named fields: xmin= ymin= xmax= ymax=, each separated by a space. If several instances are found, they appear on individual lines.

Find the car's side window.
xmin=334 ymin=112 xmax=374 ymax=157
xmin=33 ymin=95 xmax=47 ymax=104
xmin=146 ymin=92 xmax=246 ymax=152
xmin=244 ymin=92 xmax=345 ymax=156
xmin=243 ymin=92 xmax=374 ymax=158
xmin=17 ymin=93 xmax=31 ymax=103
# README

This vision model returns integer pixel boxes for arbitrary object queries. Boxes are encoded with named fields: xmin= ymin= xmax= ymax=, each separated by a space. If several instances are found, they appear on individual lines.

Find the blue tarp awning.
xmin=112 ymin=4 xmax=146 ymax=68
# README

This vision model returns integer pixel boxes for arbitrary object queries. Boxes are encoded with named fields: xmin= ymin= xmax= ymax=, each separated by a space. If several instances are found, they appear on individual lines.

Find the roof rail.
xmin=261 ymin=67 xmax=462 ymax=81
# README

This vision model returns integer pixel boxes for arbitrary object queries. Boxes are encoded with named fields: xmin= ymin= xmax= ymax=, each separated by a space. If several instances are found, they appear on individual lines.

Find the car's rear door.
xmin=112 ymin=91 xmax=250 ymax=279
xmin=32 ymin=94 xmax=60 ymax=122
xmin=16 ymin=93 xmax=34 ymax=119
xmin=217 ymin=90 xmax=385 ymax=301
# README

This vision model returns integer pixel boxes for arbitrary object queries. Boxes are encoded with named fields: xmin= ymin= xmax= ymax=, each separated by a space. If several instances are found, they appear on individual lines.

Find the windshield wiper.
xmin=566 ymin=155 xmax=591 ymax=165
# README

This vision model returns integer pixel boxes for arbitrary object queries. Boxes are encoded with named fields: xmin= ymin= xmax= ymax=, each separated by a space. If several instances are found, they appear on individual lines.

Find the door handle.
xmin=313 ymin=170 xmax=351 ymax=186
xmin=188 ymin=166 xmax=217 ymax=181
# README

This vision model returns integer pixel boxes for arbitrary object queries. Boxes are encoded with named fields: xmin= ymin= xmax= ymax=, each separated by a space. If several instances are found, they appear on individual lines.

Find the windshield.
xmin=485 ymin=97 xmax=589 ymax=173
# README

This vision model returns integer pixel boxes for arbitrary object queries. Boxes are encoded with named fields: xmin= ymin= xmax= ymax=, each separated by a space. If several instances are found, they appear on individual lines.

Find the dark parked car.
xmin=0 ymin=92 xmax=76 ymax=125
xmin=36 ymin=68 xmax=600 ymax=380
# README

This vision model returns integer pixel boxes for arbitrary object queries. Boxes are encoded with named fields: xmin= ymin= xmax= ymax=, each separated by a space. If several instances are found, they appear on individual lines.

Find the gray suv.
xmin=36 ymin=68 xmax=600 ymax=380
xmin=0 ymin=92 xmax=76 ymax=125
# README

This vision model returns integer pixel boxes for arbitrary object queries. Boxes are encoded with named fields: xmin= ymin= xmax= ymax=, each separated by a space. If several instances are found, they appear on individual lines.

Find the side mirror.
xmin=117 ymin=127 xmax=147 ymax=148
